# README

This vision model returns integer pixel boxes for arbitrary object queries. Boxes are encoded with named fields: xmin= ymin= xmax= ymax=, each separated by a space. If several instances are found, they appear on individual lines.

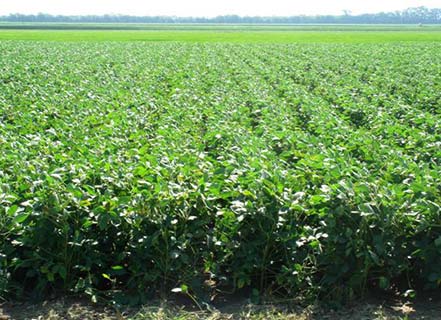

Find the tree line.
xmin=1 ymin=7 xmax=440 ymax=24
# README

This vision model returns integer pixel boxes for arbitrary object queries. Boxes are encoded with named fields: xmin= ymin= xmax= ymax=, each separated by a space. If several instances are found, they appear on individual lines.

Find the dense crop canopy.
xmin=0 ymin=42 xmax=440 ymax=304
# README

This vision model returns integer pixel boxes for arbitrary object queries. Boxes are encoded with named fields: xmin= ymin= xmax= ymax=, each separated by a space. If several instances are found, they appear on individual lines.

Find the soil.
xmin=1 ymin=295 xmax=441 ymax=319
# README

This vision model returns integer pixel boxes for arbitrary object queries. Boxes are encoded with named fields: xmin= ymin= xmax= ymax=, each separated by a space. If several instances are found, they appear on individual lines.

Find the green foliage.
xmin=0 ymin=42 xmax=440 ymax=304
xmin=1 ymin=29 xmax=441 ymax=42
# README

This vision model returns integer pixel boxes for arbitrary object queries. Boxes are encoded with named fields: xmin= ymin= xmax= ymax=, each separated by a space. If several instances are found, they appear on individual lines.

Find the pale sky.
xmin=0 ymin=0 xmax=440 ymax=17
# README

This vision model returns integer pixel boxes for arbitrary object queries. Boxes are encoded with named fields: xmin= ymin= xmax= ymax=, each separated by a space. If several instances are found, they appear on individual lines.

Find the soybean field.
xmin=0 ymin=34 xmax=441 ymax=305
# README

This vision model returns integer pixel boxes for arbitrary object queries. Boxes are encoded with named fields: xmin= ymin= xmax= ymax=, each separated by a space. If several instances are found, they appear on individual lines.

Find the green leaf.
xmin=13 ymin=213 xmax=30 ymax=224
xmin=111 ymin=265 xmax=124 ymax=271
xmin=379 ymin=277 xmax=389 ymax=289
xmin=102 ymin=273 xmax=111 ymax=280
xmin=47 ymin=272 xmax=55 ymax=282
xmin=237 ymin=278 xmax=246 ymax=289
xmin=58 ymin=266 xmax=67 ymax=280
xmin=7 ymin=205 xmax=19 ymax=216
xmin=309 ymin=195 xmax=327 ymax=205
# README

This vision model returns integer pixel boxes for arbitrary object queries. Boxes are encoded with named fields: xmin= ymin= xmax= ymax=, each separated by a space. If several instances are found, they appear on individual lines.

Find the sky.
xmin=0 ymin=0 xmax=439 ymax=17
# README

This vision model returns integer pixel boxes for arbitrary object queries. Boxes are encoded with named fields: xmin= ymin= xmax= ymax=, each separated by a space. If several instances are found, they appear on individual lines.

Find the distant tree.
xmin=0 ymin=7 xmax=440 ymax=24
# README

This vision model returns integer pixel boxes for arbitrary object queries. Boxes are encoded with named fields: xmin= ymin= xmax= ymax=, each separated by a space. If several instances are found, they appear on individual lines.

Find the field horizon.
xmin=0 ymin=23 xmax=441 ymax=42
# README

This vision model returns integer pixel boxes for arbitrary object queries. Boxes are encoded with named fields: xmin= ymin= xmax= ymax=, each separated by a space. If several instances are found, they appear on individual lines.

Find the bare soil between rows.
xmin=1 ymin=295 xmax=441 ymax=319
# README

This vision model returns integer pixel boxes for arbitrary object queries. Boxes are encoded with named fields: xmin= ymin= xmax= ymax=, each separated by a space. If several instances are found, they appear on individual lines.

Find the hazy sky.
xmin=1 ymin=0 xmax=439 ymax=17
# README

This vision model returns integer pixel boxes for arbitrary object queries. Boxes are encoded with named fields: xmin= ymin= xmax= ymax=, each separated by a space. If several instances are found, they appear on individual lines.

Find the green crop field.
xmin=1 ymin=24 xmax=441 ymax=42
xmin=0 ymin=26 xmax=441 ymax=309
